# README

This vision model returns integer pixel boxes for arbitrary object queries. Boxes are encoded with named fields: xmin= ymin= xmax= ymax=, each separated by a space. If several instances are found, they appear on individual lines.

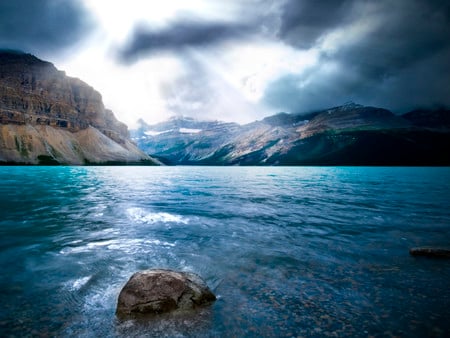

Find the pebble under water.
xmin=0 ymin=166 xmax=449 ymax=337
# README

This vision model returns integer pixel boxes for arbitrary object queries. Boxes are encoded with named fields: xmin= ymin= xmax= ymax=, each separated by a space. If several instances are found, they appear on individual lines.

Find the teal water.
xmin=0 ymin=166 xmax=449 ymax=337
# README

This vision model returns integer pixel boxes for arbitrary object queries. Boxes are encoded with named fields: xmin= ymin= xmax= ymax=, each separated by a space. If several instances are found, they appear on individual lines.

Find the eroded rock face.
xmin=0 ymin=51 xmax=121 ymax=134
xmin=116 ymin=269 xmax=216 ymax=318
xmin=0 ymin=50 xmax=157 ymax=164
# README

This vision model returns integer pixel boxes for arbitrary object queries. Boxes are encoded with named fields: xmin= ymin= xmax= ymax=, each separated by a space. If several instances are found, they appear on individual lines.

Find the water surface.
xmin=0 ymin=166 xmax=449 ymax=337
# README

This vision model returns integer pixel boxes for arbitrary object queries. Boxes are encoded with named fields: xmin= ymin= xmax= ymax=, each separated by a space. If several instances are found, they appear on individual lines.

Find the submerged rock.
xmin=409 ymin=247 xmax=450 ymax=258
xmin=116 ymin=269 xmax=216 ymax=318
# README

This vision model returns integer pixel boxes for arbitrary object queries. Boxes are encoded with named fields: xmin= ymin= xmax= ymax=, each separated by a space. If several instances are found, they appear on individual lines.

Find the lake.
xmin=0 ymin=166 xmax=449 ymax=337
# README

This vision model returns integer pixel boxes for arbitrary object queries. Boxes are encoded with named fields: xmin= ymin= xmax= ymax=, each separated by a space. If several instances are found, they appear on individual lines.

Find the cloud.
xmin=278 ymin=0 xmax=355 ymax=49
xmin=118 ymin=18 xmax=255 ymax=63
xmin=0 ymin=0 xmax=93 ymax=57
xmin=8 ymin=0 xmax=445 ymax=124
xmin=263 ymin=0 xmax=450 ymax=113
xmin=159 ymin=55 xmax=263 ymax=123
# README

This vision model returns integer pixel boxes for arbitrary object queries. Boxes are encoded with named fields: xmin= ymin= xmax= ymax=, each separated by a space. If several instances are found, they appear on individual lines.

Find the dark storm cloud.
xmin=118 ymin=19 xmax=254 ymax=63
xmin=0 ymin=0 xmax=93 ymax=56
xmin=264 ymin=0 xmax=450 ymax=113
xmin=278 ymin=0 xmax=354 ymax=49
xmin=331 ymin=1 xmax=450 ymax=77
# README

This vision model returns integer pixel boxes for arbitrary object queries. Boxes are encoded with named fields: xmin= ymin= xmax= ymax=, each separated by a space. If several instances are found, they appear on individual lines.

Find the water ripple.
xmin=0 ymin=166 xmax=449 ymax=337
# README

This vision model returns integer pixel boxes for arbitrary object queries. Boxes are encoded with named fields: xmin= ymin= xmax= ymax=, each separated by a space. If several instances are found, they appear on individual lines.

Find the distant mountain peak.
xmin=326 ymin=102 xmax=364 ymax=113
xmin=168 ymin=115 xmax=197 ymax=122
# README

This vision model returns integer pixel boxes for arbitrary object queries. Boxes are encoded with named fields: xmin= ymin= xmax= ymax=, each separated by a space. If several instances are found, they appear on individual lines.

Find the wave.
xmin=126 ymin=207 xmax=189 ymax=224
xmin=64 ymin=276 xmax=92 ymax=292
xmin=59 ymin=238 xmax=175 ymax=255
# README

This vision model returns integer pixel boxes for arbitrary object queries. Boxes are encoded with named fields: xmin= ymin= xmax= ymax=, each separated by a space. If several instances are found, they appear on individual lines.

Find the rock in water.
xmin=409 ymin=247 xmax=450 ymax=258
xmin=116 ymin=269 xmax=216 ymax=318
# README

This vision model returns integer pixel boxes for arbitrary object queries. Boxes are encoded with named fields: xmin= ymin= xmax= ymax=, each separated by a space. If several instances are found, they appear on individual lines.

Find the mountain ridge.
xmin=131 ymin=104 xmax=450 ymax=165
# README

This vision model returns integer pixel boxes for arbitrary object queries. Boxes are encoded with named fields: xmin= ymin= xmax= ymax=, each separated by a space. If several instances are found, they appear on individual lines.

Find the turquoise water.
xmin=0 ymin=166 xmax=449 ymax=337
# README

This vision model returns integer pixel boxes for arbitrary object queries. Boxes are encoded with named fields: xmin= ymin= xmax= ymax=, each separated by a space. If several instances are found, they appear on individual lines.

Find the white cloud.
xmin=54 ymin=0 xmax=282 ymax=127
xmin=205 ymin=41 xmax=319 ymax=102
xmin=55 ymin=40 xmax=183 ymax=127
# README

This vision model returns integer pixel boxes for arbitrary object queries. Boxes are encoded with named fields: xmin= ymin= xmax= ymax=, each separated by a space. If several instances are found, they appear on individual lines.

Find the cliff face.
xmin=0 ymin=51 xmax=157 ymax=165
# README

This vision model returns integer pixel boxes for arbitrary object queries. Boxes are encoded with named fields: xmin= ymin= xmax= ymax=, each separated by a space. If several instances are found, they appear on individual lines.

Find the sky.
xmin=0 ymin=0 xmax=449 ymax=127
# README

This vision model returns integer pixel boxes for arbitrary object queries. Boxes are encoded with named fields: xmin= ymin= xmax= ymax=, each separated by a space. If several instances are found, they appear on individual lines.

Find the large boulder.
xmin=116 ymin=269 xmax=216 ymax=318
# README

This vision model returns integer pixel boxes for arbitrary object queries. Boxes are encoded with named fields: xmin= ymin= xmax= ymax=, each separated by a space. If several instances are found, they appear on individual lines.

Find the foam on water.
xmin=60 ymin=238 xmax=175 ymax=255
xmin=64 ymin=276 xmax=92 ymax=292
xmin=127 ymin=207 xmax=189 ymax=224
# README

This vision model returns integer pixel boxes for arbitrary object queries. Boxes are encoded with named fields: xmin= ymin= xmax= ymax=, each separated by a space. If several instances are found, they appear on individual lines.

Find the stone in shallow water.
xmin=116 ymin=269 xmax=216 ymax=318
xmin=409 ymin=247 xmax=450 ymax=258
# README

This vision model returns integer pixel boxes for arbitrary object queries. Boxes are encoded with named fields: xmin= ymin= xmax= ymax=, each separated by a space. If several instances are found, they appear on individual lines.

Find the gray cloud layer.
xmin=1 ymin=0 xmax=448 ymax=116
xmin=0 ymin=0 xmax=92 ymax=56
xmin=119 ymin=0 xmax=450 ymax=114
xmin=264 ymin=0 xmax=450 ymax=113
xmin=118 ymin=19 xmax=254 ymax=62
xmin=278 ymin=0 xmax=354 ymax=49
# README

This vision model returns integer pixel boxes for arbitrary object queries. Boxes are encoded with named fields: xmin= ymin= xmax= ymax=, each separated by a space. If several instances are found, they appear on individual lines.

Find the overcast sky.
xmin=1 ymin=0 xmax=449 ymax=126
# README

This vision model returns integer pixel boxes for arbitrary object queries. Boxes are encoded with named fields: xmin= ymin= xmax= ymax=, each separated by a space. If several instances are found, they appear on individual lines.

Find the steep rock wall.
xmin=0 ymin=51 xmax=156 ymax=164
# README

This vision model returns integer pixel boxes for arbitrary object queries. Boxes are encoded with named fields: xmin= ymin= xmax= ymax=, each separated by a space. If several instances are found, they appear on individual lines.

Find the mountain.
xmin=402 ymin=108 xmax=450 ymax=130
xmin=131 ymin=103 xmax=450 ymax=165
xmin=0 ymin=51 xmax=159 ymax=165
xmin=132 ymin=117 xmax=240 ymax=164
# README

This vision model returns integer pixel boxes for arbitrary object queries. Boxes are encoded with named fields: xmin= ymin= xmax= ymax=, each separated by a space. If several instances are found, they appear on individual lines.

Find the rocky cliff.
xmin=0 ymin=50 xmax=158 ymax=165
xmin=131 ymin=103 xmax=450 ymax=165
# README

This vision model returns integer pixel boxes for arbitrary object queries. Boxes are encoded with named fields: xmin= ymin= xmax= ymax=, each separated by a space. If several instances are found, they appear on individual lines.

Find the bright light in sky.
xmin=2 ymin=0 xmax=449 ymax=127
xmin=54 ymin=1 xmax=203 ymax=126
xmin=81 ymin=0 xmax=240 ymax=46
xmin=209 ymin=42 xmax=319 ymax=102
xmin=53 ymin=0 xmax=319 ymax=127
xmin=83 ymin=0 xmax=214 ymax=40
xmin=57 ymin=42 xmax=183 ymax=127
